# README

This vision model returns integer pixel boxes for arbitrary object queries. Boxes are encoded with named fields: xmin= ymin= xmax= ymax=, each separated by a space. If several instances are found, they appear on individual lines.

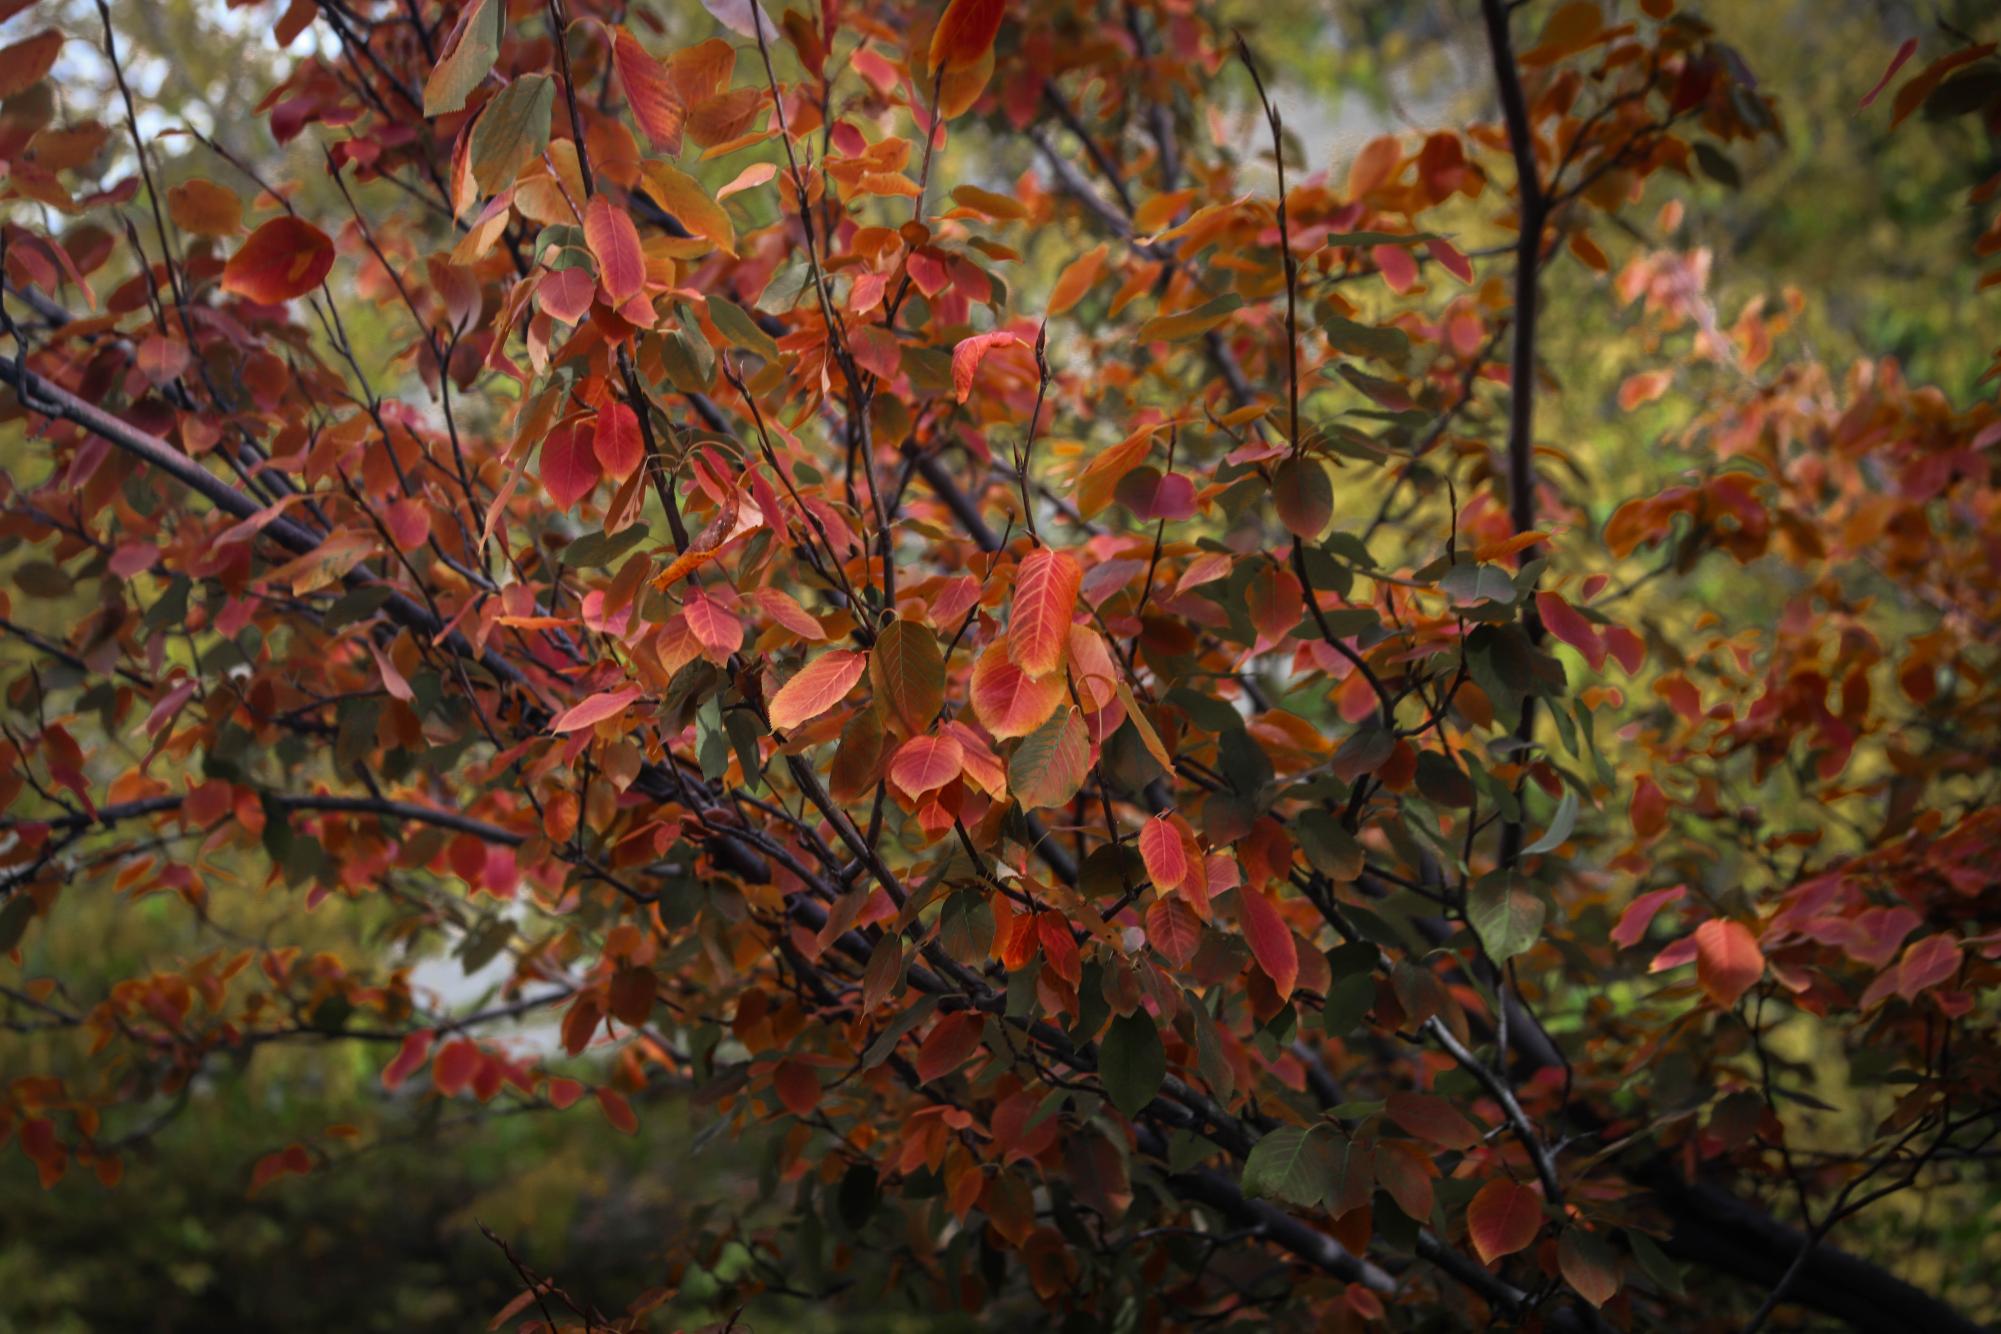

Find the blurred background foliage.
xmin=3 ymin=0 xmax=1997 ymax=1329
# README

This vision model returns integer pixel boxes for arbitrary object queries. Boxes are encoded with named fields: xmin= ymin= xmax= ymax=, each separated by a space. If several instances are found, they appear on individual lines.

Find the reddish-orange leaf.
xmin=928 ymin=0 xmax=1005 ymax=71
xmin=1138 ymin=815 xmax=1189 ymax=893
xmin=1630 ymin=773 xmax=1668 ymax=839
xmin=1610 ymin=884 xmax=1685 ymax=948
xmin=612 ymin=26 xmax=685 ymax=152
xmin=1467 ymin=1179 xmax=1543 ymax=1263
xmin=769 ymin=649 xmax=867 ymax=730
xmin=1384 ymin=1091 xmax=1481 ymax=1151
xmin=684 ymin=591 xmax=743 ymax=657
xmin=539 ymin=417 xmax=601 ymax=509
xmin=595 ymin=1086 xmax=638 ymax=1134
xmin=971 ymin=640 xmax=1066 ymax=738
xmin=890 ymin=733 xmax=965 ymax=795
xmin=1860 ymin=38 xmax=1918 ymax=109
xmin=1238 ymin=889 xmax=1298 ymax=1000
xmin=951 ymin=329 xmax=1022 ymax=402
xmin=222 ymin=216 xmax=335 ymax=304
xmin=0 ymin=29 xmax=62 ymax=100
xmin=1145 ymin=895 xmax=1201 ymax=969
xmin=772 ymin=1058 xmax=820 ymax=1117
xmin=593 ymin=401 xmax=645 ymax=480
xmin=431 ymin=1038 xmax=479 ymax=1096
xmin=561 ymin=994 xmax=604 ymax=1055
xmin=546 ymin=1077 xmax=585 ymax=1110
xmin=915 ymin=1010 xmax=984 ymax=1083
xmin=550 ymin=687 xmax=641 ymax=733
xmin=584 ymin=195 xmax=647 ymax=304
xmin=1694 ymin=918 xmax=1764 ymax=1009
xmin=1008 ymin=546 xmax=1081 ymax=678
xmin=380 ymin=1029 xmax=434 ymax=1090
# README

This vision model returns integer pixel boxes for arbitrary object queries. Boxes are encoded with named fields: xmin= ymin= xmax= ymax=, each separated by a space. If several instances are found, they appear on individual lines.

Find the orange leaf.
xmin=584 ymin=195 xmax=647 ymax=303
xmin=1467 ymin=1179 xmax=1543 ymax=1263
xmin=1138 ymin=815 xmax=1188 ymax=893
xmin=951 ymin=329 xmax=1023 ymax=403
xmin=915 ymin=1010 xmax=984 ymax=1083
xmin=166 ymin=179 xmax=243 ymax=237
xmin=1238 ymin=889 xmax=1298 ymax=1000
xmin=1694 ymin=918 xmax=1764 ymax=1009
xmin=222 ymin=216 xmax=335 ymax=304
xmin=1007 ymin=546 xmax=1081 ymax=678
xmin=768 ymin=649 xmax=867 ymax=730
xmin=929 ymin=0 xmax=1005 ymax=71
xmin=890 ymin=734 xmax=965 ymax=795
xmin=550 ymin=687 xmax=642 ymax=733
xmin=1048 ymin=243 xmax=1107 ymax=316
xmin=639 ymin=160 xmax=737 ymax=256
xmin=971 ymin=640 xmax=1065 ymax=739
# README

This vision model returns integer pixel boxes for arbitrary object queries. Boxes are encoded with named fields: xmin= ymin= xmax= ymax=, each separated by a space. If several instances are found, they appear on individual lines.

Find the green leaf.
xmin=468 ymin=74 xmax=553 ymax=195
xmin=1099 ymin=1010 xmax=1166 ymax=1117
xmin=861 ymin=996 xmax=937 ymax=1069
xmin=423 ymin=0 xmax=503 ymax=116
xmin=1522 ymin=787 xmax=1579 ymax=856
xmin=562 ymin=524 xmax=650 ymax=569
xmin=1468 ymin=871 xmax=1547 ymax=964
xmin=708 ymin=295 xmax=781 ymax=362
xmin=1320 ymin=315 xmax=1410 ymax=364
xmin=1242 ymin=1124 xmax=1330 ymax=1208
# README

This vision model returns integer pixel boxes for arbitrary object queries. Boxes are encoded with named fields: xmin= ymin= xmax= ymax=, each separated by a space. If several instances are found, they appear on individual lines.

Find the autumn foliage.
xmin=1 ymin=0 xmax=1998 ymax=1330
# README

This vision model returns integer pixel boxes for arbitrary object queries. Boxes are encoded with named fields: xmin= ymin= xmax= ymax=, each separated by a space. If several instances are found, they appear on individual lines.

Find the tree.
xmin=1 ymin=0 xmax=1995 ymax=1329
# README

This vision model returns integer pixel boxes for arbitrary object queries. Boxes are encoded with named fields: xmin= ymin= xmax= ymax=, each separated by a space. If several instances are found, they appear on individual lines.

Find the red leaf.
xmin=593 ymin=401 xmax=645 ymax=480
xmin=1895 ymin=932 xmax=1960 ymax=1000
xmin=550 ymin=687 xmax=642 ymax=733
xmin=1467 ymin=1179 xmax=1543 ymax=1263
xmin=595 ymin=1086 xmax=638 ymax=1134
xmin=1859 ymin=37 xmax=1917 ymax=108
xmin=1385 ymin=1091 xmax=1481 ymax=1151
xmin=1008 ymin=546 xmax=1081 ymax=678
xmin=1138 ymin=815 xmax=1188 ymax=893
xmin=546 ymin=1077 xmax=585 ymax=1110
xmin=1238 ymin=889 xmax=1298 ymax=1000
xmin=1535 ymin=591 xmax=1606 ymax=671
xmin=1145 ymin=896 xmax=1201 ymax=969
xmin=951 ymin=329 xmax=1023 ymax=403
xmin=889 ymin=733 xmax=965 ymax=796
xmin=222 ymin=216 xmax=335 ymax=304
xmin=1611 ymin=884 xmax=1685 ymax=948
xmin=915 ymin=1011 xmax=984 ymax=1083
xmin=612 ymin=26 xmax=685 ymax=152
xmin=431 ymin=1038 xmax=479 ymax=1096
xmin=1694 ymin=918 xmax=1764 ymax=1009
xmin=768 ymin=650 xmax=867 ymax=730
xmin=929 ymin=0 xmax=1005 ymax=72
xmin=772 ymin=1058 xmax=820 ymax=1117
xmin=0 ymin=29 xmax=63 ymax=100
xmin=540 ymin=418 xmax=602 ymax=509
xmin=1629 ymin=774 xmax=1668 ymax=840
xmin=584 ymin=195 xmax=647 ymax=304
xmin=380 ymin=1029 xmax=434 ymax=1091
